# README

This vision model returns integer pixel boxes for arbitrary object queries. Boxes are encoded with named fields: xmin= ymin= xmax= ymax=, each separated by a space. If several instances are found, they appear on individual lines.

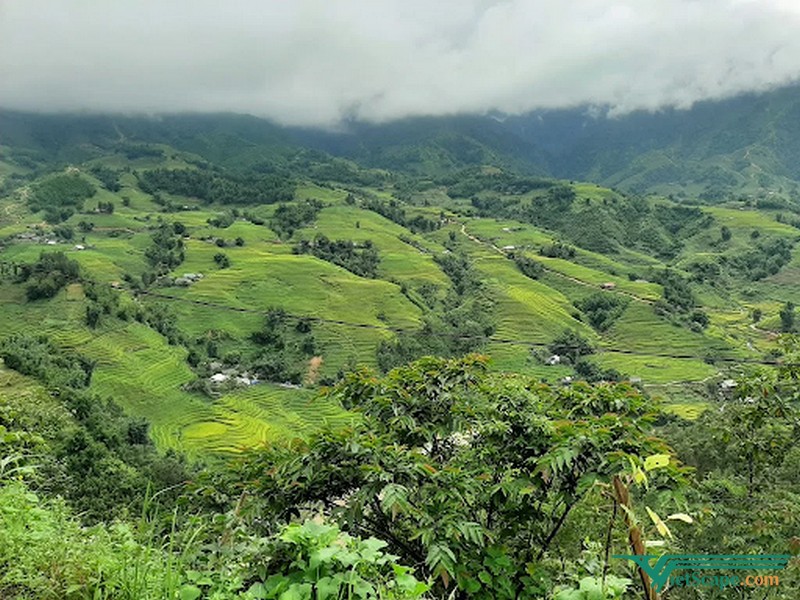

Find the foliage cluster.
xmin=510 ymin=252 xmax=545 ymax=280
xmin=16 ymin=251 xmax=81 ymax=300
xmin=574 ymin=293 xmax=629 ymax=332
xmin=89 ymin=165 xmax=122 ymax=192
xmin=0 ymin=334 xmax=190 ymax=521
xmin=137 ymin=168 xmax=294 ymax=206
xmin=247 ymin=309 xmax=318 ymax=384
xmin=377 ymin=253 xmax=495 ymax=370
xmin=144 ymin=222 xmax=185 ymax=274
xmin=294 ymin=234 xmax=380 ymax=278
xmin=652 ymin=269 xmax=710 ymax=331
xmin=362 ymin=196 xmax=443 ymax=233
xmin=270 ymin=199 xmax=323 ymax=239
xmin=28 ymin=173 xmax=96 ymax=223
xmin=440 ymin=168 xmax=553 ymax=197
xmin=232 ymin=355 xmax=681 ymax=598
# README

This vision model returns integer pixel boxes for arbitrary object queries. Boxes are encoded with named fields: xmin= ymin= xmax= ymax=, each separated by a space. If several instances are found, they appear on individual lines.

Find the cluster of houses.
xmin=207 ymin=362 xmax=259 ymax=388
xmin=13 ymin=231 xmax=90 ymax=252
xmin=173 ymin=272 xmax=204 ymax=286
xmin=15 ymin=231 xmax=61 ymax=246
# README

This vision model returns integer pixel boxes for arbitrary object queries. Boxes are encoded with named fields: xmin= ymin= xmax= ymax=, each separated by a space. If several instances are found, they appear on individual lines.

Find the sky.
xmin=2 ymin=0 xmax=800 ymax=127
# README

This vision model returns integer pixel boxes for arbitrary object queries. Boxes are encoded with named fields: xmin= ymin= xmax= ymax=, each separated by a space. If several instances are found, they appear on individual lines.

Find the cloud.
xmin=1 ymin=0 xmax=800 ymax=126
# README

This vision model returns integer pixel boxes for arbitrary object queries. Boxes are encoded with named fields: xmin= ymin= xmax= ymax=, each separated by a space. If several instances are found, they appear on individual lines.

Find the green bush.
xmin=254 ymin=521 xmax=429 ymax=599
xmin=0 ymin=482 xmax=183 ymax=600
xmin=28 ymin=174 xmax=96 ymax=223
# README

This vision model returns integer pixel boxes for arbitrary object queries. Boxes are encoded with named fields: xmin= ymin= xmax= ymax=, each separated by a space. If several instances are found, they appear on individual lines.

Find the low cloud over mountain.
xmin=2 ymin=0 xmax=800 ymax=126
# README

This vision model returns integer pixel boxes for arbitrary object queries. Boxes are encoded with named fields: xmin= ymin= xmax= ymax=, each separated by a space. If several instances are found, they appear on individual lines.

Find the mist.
xmin=2 ymin=0 xmax=800 ymax=126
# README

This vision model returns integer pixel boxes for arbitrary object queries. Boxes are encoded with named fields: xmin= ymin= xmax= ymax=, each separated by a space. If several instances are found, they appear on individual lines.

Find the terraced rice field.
xmin=4 ymin=171 xmax=771 ymax=455
xmin=0 ymin=282 xmax=352 ymax=455
xmin=468 ymin=245 xmax=595 ymax=343
xmin=172 ymin=249 xmax=422 ymax=329
xmin=296 ymin=205 xmax=450 ymax=288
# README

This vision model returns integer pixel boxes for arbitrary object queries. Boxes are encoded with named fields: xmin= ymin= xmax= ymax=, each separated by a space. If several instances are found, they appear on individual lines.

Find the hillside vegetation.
xmin=2 ymin=108 xmax=800 ymax=598
xmin=3 ymin=112 xmax=800 ymax=453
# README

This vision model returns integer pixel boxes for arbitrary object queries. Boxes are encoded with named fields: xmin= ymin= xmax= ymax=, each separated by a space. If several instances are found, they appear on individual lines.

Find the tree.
xmin=236 ymin=355 xmax=681 ymax=598
xmin=574 ymin=293 xmax=628 ymax=331
xmin=17 ymin=252 xmax=81 ymax=301
xmin=720 ymin=225 xmax=732 ymax=241
xmin=85 ymin=304 xmax=101 ymax=328
xmin=144 ymin=223 xmax=184 ymax=273
xmin=548 ymin=330 xmax=594 ymax=363
xmin=270 ymin=199 xmax=323 ymax=239
xmin=28 ymin=174 xmax=96 ymax=223
xmin=663 ymin=338 xmax=800 ymax=579
xmin=213 ymin=252 xmax=230 ymax=269
xmin=258 ymin=521 xmax=428 ymax=599
xmin=512 ymin=253 xmax=545 ymax=281
xmin=780 ymin=301 xmax=795 ymax=332
xmin=294 ymin=235 xmax=380 ymax=278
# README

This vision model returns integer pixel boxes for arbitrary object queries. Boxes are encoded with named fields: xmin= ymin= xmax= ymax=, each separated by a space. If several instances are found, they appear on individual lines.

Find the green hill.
xmin=2 ymin=110 xmax=799 ymax=455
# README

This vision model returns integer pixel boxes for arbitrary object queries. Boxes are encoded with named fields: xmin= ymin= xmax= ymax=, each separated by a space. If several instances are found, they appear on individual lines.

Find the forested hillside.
xmin=6 ymin=83 xmax=800 ymax=202
xmin=1 ymin=106 xmax=800 ymax=598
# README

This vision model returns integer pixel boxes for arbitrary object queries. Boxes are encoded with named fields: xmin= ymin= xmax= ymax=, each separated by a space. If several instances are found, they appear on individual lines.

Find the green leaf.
xmin=380 ymin=483 xmax=410 ymax=520
xmin=314 ymin=576 xmax=341 ymax=600
xmin=309 ymin=546 xmax=338 ymax=570
xmin=246 ymin=583 xmax=268 ymax=599
xmin=426 ymin=542 xmax=456 ymax=574
xmin=456 ymin=521 xmax=485 ymax=546
xmin=666 ymin=512 xmax=693 ymax=524
xmin=578 ymin=576 xmax=605 ymax=600
xmin=645 ymin=506 xmax=673 ymax=539
xmin=279 ymin=583 xmax=313 ymax=600
xmin=605 ymin=575 xmax=632 ymax=596
xmin=179 ymin=585 xmax=202 ymax=600
xmin=643 ymin=453 xmax=670 ymax=471
xmin=632 ymin=465 xmax=648 ymax=487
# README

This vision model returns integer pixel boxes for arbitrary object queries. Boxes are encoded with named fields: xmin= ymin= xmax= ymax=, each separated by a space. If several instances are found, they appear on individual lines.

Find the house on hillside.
xmin=175 ymin=272 xmax=204 ymax=286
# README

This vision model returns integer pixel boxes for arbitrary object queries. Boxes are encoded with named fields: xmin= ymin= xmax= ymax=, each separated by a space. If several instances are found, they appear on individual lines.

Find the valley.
xmin=2 ymin=115 xmax=798 ymax=455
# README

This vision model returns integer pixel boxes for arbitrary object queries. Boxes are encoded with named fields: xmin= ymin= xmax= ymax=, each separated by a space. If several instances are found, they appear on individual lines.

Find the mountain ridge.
xmin=3 ymin=83 xmax=800 ymax=200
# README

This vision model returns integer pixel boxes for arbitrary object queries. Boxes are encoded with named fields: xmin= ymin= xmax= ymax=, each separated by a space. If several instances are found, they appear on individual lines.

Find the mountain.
xmin=286 ymin=115 xmax=549 ymax=177
xmin=506 ymin=84 xmax=800 ymax=198
xmin=0 ymin=111 xmax=297 ymax=171
xmin=5 ymin=83 xmax=800 ymax=201
xmin=290 ymin=84 xmax=800 ymax=201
